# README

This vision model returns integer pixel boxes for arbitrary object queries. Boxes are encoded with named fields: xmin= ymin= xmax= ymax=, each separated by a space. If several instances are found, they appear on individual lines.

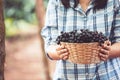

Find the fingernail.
xmin=63 ymin=49 xmax=66 ymax=51
xmin=101 ymin=49 xmax=104 ymax=51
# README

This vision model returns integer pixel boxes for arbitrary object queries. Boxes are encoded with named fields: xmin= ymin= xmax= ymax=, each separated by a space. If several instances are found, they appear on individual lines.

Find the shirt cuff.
xmin=47 ymin=53 xmax=53 ymax=60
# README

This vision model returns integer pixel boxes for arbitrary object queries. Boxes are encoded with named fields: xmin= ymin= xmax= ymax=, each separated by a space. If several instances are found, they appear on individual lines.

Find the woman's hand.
xmin=55 ymin=45 xmax=69 ymax=60
xmin=99 ymin=41 xmax=111 ymax=61
xmin=47 ymin=44 xmax=69 ymax=60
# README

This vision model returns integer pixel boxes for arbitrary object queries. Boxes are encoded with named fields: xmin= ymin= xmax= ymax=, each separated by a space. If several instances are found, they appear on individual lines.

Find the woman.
xmin=41 ymin=0 xmax=120 ymax=79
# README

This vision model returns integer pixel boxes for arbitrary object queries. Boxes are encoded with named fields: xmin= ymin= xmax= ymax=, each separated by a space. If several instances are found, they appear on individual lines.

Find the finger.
xmin=101 ymin=44 xmax=111 ymax=50
xmin=61 ymin=52 xmax=69 ymax=59
xmin=99 ymin=53 xmax=108 ymax=58
xmin=60 ymin=45 xmax=65 ymax=48
xmin=100 ymin=56 xmax=107 ymax=61
xmin=104 ymin=40 xmax=111 ymax=46
xmin=107 ymin=41 xmax=111 ymax=46
xmin=63 ymin=52 xmax=69 ymax=56
xmin=99 ymin=53 xmax=108 ymax=61
xmin=59 ymin=53 xmax=68 ymax=59
xmin=57 ymin=49 xmax=68 ymax=55
xmin=56 ymin=45 xmax=65 ymax=51
xmin=56 ymin=45 xmax=61 ymax=51
xmin=100 ymin=49 xmax=109 ymax=55
xmin=62 ymin=56 xmax=69 ymax=60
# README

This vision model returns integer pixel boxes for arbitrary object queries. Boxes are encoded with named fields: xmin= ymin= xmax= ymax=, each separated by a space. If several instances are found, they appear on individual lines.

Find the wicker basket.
xmin=60 ymin=42 xmax=102 ymax=64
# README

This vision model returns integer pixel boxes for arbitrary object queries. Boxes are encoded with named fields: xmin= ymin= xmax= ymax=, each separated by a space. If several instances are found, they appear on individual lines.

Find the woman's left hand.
xmin=99 ymin=40 xmax=111 ymax=61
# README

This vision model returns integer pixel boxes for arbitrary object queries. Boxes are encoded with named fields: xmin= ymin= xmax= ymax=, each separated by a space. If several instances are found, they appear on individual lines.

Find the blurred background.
xmin=4 ymin=0 xmax=56 ymax=80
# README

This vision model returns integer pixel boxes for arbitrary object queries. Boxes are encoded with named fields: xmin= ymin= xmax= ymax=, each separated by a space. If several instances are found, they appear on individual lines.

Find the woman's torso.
xmin=53 ymin=0 xmax=120 ymax=80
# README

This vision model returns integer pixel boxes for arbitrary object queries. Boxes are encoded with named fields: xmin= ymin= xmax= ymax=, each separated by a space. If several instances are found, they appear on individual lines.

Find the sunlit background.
xmin=4 ymin=0 xmax=56 ymax=80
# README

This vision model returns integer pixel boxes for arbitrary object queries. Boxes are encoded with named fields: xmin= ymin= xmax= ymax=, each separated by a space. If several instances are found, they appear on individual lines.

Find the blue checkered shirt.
xmin=41 ymin=0 xmax=120 ymax=79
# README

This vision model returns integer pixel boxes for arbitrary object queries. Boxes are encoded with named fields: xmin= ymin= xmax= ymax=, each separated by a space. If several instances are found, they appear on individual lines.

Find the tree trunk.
xmin=0 ymin=0 xmax=6 ymax=80
xmin=35 ymin=0 xmax=51 ymax=80
xmin=36 ymin=0 xmax=45 ymax=30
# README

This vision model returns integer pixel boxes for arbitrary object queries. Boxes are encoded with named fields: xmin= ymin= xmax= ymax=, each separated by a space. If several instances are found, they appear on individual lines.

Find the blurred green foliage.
xmin=4 ymin=0 xmax=48 ymax=37
xmin=44 ymin=0 xmax=49 ymax=8
xmin=4 ymin=0 xmax=36 ymax=23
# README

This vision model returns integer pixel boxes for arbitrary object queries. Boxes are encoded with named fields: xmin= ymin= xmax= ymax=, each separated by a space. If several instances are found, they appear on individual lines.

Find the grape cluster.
xmin=56 ymin=29 xmax=108 ymax=44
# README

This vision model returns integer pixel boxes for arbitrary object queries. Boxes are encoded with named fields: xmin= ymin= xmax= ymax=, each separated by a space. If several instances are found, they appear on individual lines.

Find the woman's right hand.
xmin=55 ymin=45 xmax=69 ymax=60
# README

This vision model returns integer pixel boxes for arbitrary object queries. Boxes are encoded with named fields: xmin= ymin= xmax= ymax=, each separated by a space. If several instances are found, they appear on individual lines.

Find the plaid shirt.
xmin=41 ymin=0 xmax=120 ymax=79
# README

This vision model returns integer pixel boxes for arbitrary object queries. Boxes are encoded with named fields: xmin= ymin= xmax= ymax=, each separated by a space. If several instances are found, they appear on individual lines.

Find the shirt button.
xmin=84 ymin=17 xmax=87 ymax=21
xmin=85 ymin=73 xmax=89 ymax=76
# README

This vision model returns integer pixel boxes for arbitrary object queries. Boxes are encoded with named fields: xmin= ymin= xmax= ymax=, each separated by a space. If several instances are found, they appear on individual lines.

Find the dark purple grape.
xmin=56 ymin=29 xmax=108 ymax=44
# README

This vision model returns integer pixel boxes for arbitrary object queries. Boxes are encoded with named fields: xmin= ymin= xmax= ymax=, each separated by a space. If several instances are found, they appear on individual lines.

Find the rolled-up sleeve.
xmin=41 ymin=0 xmax=58 ymax=53
xmin=111 ymin=0 xmax=120 ymax=43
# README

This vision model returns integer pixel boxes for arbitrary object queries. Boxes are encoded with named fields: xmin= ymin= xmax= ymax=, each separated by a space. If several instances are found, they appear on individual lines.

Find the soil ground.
xmin=5 ymin=26 xmax=56 ymax=80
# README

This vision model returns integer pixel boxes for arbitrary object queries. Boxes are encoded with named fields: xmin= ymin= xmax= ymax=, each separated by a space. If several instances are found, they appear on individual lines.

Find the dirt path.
xmin=4 ymin=27 xmax=56 ymax=80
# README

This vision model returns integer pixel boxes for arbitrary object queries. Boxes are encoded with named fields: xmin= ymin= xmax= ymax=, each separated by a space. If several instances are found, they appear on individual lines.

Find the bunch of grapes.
xmin=56 ymin=29 xmax=108 ymax=44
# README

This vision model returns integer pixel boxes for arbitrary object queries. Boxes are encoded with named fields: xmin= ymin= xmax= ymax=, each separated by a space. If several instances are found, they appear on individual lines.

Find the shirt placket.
xmin=84 ymin=15 xmax=88 ymax=29
xmin=74 ymin=4 xmax=92 ymax=30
